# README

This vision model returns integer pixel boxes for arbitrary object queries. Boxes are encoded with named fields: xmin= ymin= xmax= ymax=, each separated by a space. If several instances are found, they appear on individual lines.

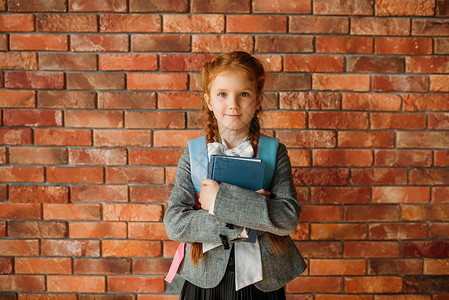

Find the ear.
xmin=204 ymin=93 xmax=213 ymax=111
xmin=256 ymin=94 xmax=263 ymax=110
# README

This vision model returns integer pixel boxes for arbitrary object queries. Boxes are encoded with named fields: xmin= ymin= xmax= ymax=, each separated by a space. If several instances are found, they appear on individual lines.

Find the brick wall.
xmin=1 ymin=0 xmax=449 ymax=299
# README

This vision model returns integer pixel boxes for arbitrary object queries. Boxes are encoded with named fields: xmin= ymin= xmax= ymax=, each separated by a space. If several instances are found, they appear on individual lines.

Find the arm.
xmin=213 ymin=143 xmax=301 ymax=236
xmin=163 ymin=147 xmax=243 ymax=244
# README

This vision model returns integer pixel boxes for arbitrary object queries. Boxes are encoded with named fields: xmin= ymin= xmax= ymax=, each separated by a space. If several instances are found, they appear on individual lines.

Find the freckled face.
xmin=205 ymin=70 xmax=260 ymax=137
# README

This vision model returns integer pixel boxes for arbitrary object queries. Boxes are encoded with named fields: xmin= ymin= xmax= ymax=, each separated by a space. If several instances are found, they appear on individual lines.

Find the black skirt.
xmin=179 ymin=247 xmax=286 ymax=300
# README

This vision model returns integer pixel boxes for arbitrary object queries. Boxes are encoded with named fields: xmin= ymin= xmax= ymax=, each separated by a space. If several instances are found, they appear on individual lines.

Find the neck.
xmin=220 ymin=130 xmax=249 ymax=149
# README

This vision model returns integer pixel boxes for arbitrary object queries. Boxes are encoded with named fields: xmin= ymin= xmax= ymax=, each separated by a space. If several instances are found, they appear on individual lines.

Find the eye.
xmin=240 ymin=92 xmax=249 ymax=97
xmin=218 ymin=92 xmax=227 ymax=97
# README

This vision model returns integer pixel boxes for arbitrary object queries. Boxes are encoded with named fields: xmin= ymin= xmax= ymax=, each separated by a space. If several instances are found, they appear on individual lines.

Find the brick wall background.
xmin=1 ymin=0 xmax=449 ymax=299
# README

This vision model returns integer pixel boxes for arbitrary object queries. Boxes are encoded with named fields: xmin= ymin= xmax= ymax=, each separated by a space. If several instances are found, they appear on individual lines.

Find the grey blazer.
xmin=163 ymin=143 xmax=307 ymax=292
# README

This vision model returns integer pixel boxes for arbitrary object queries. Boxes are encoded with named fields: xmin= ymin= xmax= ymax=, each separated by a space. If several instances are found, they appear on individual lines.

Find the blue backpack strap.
xmin=188 ymin=135 xmax=208 ymax=194
xmin=257 ymin=134 xmax=279 ymax=191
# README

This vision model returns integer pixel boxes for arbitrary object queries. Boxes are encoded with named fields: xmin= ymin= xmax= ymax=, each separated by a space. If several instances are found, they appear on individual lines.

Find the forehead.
xmin=210 ymin=70 xmax=256 ymax=90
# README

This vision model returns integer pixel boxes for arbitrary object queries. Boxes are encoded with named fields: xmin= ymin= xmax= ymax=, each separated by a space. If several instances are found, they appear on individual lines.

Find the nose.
xmin=228 ymin=94 xmax=239 ymax=110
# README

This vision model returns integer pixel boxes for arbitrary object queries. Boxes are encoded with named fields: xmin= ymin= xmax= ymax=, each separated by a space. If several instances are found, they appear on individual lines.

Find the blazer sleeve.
xmin=213 ymin=143 xmax=301 ymax=236
xmin=163 ymin=147 xmax=243 ymax=244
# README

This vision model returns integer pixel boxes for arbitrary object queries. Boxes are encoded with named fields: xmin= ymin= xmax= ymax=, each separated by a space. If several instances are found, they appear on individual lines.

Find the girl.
xmin=164 ymin=51 xmax=307 ymax=300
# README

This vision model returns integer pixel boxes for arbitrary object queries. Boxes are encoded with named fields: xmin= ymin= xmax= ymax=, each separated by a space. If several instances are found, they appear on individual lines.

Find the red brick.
xmin=69 ymin=0 xmax=126 ymax=12
xmin=36 ymin=14 xmax=97 ymax=32
xmin=74 ymin=258 xmax=130 ymax=275
xmin=406 ymin=56 xmax=449 ymax=74
xmin=430 ymin=223 xmax=449 ymax=239
xmin=0 ymin=239 xmax=39 ymax=256
xmin=368 ymin=258 xmax=423 ymax=276
xmin=37 ymin=91 xmax=96 ymax=108
xmin=0 ymin=128 xmax=32 ymax=145
xmin=158 ymin=92 xmax=202 ymax=109
xmin=10 ymin=33 xmax=67 ymax=51
xmin=410 ymin=169 xmax=449 ymax=185
xmin=8 ymin=0 xmax=66 ymax=12
xmin=351 ymin=17 xmax=410 ymax=35
xmin=99 ymin=54 xmax=157 ymax=71
xmin=0 ymin=257 xmax=12 ymax=273
xmin=280 ymin=92 xmax=340 ymax=110
xmin=192 ymin=34 xmax=253 ymax=53
xmin=9 ymin=147 xmax=67 ymax=165
xmin=67 ymin=73 xmax=125 ymax=90
xmin=0 ymin=147 xmax=5 ymax=164
xmin=371 ymin=112 xmax=426 ymax=130
xmin=375 ymin=150 xmax=432 ymax=167
xmin=398 ymin=132 xmax=449 ymax=149
xmin=285 ymin=55 xmax=343 ymax=72
xmin=262 ymin=111 xmax=306 ymax=129
xmin=311 ymin=223 xmax=366 ymax=240
xmin=108 ymin=276 xmax=164 ymax=293
xmin=106 ymin=167 xmax=164 ymax=184
xmin=131 ymin=34 xmax=190 ymax=52
xmin=71 ymin=185 xmax=128 ymax=203
xmin=253 ymin=0 xmax=310 ymax=13
xmin=130 ymin=0 xmax=189 ymax=12
xmin=435 ymin=150 xmax=449 ymax=167
xmin=288 ymin=149 xmax=310 ymax=167
xmin=70 ymin=222 xmax=126 ymax=239
xmin=345 ymin=276 xmax=402 ymax=293
xmin=314 ymin=0 xmax=373 ymax=15
xmin=369 ymin=222 xmax=427 ymax=240
xmin=103 ymin=203 xmax=162 ymax=221
xmin=316 ymin=36 xmax=373 ymax=54
xmin=160 ymin=54 xmax=215 ymax=72
xmin=71 ymin=34 xmax=128 ymax=52
xmin=125 ymin=111 xmax=184 ymax=129
xmin=154 ymin=130 xmax=203 ymax=147
xmin=430 ymin=75 xmax=449 ymax=92
xmin=15 ymin=257 xmax=71 ymax=274
xmin=256 ymin=55 xmax=283 ymax=72
xmin=39 ymin=53 xmax=96 ymax=71
xmin=191 ymin=0 xmax=249 ymax=12
xmin=0 ymin=275 xmax=45 ymax=291
xmin=351 ymin=168 xmax=407 ymax=185
xmin=316 ymin=296 xmax=371 ymax=300
xmin=345 ymin=205 xmax=400 ymax=222
xmin=48 ymin=275 xmax=105 ymax=292
xmin=255 ymin=36 xmax=313 ymax=53
xmin=293 ymin=168 xmax=349 ymax=186
xmin=127 ymin=73 xmax=187 ymax=91
xmin=265 ymin=73 xmax=311 ymax=91
xmin=295 ymin=241 xmax=342 ymax=258
xmin=44 ymin=203 xmax=101 ymax=220
xmin=0 ymin=52 xmax=37 ymax=70
xmin=436 ymin=0 xmax=449 ymax=16
xmin=0 ymin=90 xmax=35 ymax=107
xmin=289 ymin=16 xmax=348 ymax=34
xmin=128 ymin=222 xmax=168 ymax=240
xmin=130 ymin=186 xmax=172 ymax=203
xmin=98 ymin=92 xmax=156 ymax=109
xmin=299 ymin=205 xmax=341 ymax=222
xmin=66 ymin=110 xmax=123 ymax=128
xmin=93 ymin=129 xmax=152 ymax=147
xmin=100 ymin=14 xmax=160 ymax=32
xmin=403 ymin=204 xmax=449 ymax=222
xmin=47 ymin=167 xmax=104 ymax=184
xmin=313 ymin=149 xmax=372 ymax=167
xmin=424 ymin=258 xmax=449 ymax=275
xmin=35 ymin=128 xmax=92 ymax=146
xmin=347 ymin=56 xmax=404 ymax=73
xmin=429 ymin=113 xmax=449 ymax=130
xmin=41 ymin=240 xmax=100 ymax=257
xmin=0 ymin=14 xmax=34 ymax=31
xmin=435 ymin=37 xmax=449 ymax=54
xmin=0 ymin=203 xmax=41 ymax=219
xmin=403 ymin=241 xmax=449 ymax=258
xmin=5 ymin=71 xmax=64 ymax=89
xmin=310 ymin=259 xmax=365 ymax=275
xmin=164 ymin=14 xmax=224 ymax=33
xmin=69 ymin=148 xmax=126 ymax=165
xmin=313 ymin=74 xmax=370 ymax=91
xmin=3 ymin=109 xmax=62 ymax=127
xmin=375 ymin=0 xmax=435 ymax=16
xmin=129 ymin=149 xmax=183 ymax=166
xmin=133 ymin=258 xmax=171 ymax=275
xmin=9 ymin=186 xmax=68 ymax=204
xmin=287 ymin=276 xmax=342 ymax=293
xmin=0 ymin=185 xmax=7 ymax=202
xmin=376 ymin=37 xmax=432 ymax=55
xmin=372 ymin=75 xmax=428 ymax=92
xmin=344 ymin=241 xmax=399 ymax=258
xmin=311 ymin=187 xmax=370 ymax=204
xmin=227 ymin=15 xmax=286 ymax=33
xmin=309 ymin=112 xmax=368 ymax=129
xmin=102 ymin=240 xmax=162 ymax=257
xmin=433 ymin=187 xmax=449 ymax=203
xmin=342 ymin=93 xmax=401 ymax=111
xmin=0 ymin=166 xmax=44 ymax=183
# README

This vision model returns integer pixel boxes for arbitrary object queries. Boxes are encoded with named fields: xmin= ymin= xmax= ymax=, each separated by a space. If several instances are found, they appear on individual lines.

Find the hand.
xmin=199 ymin=179 xmax=219 ymax=211
xmin=256 ymin=189 xmax=271 ymax=199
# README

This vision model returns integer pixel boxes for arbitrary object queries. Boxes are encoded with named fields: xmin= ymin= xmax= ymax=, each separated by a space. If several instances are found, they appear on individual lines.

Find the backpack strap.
xmin=257 ymin=134 xmax=279 ymax=191
xmin=188 ymin=135 xmax=208 ymax=194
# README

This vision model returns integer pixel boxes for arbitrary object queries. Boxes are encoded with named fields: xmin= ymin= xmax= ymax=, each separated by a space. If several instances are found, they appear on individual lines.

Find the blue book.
xmin=209 ymin=155 xmax=266 ymax=243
